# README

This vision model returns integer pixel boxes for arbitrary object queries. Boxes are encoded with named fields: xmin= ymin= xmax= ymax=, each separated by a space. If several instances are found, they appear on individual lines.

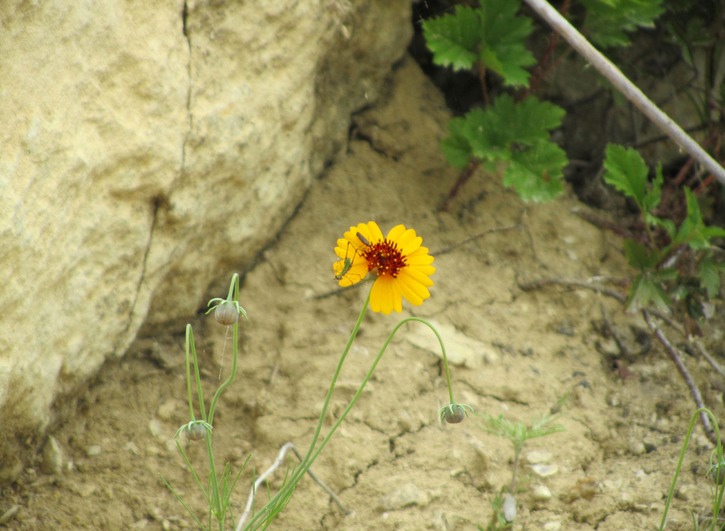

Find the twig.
xmin=440 ymin=159 xmax=481 ymax=211
xmin=434 ymin=222 xmax=522 ymax=256
xmin=642 ymin=310 xmax=716 ymax=444
xmin=519 ymin=277 xmax=684 ymax=336
xmin=236 ymin=442 xmax=349 ymax=531
xmin=519 ymin=276 xmax=626 ymax=303
xmin=522 ymin=0 xmax=725 ymax=186
xmin=691 ymin=338 xmax=725 ymax=379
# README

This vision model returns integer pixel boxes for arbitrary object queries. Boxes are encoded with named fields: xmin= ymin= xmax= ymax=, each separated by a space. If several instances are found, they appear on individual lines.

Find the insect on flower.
xmin=333 ymin=221 xmax=435 ymax=314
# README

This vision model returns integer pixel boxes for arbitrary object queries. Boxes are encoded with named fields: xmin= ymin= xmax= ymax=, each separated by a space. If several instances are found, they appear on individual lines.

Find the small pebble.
xmin=526 ymin=450 xmax=552 ymax=464
xmin=530 ymin=463 xmax=558 ymax=478
xmin=532 ymin=484 xmax=552 ymax=501
xmin=157 ymin=399 xmax=184 ymax=421
xmin=149 ymin=418 xmax=164 ymax=438
xmin=628 ymin=440 xmax=646 ymax=455
xmin=378 ymin=483 xmax=430 ymax=511
xmin=86 ymin=445 xmax=102 ymax=457
xmin=543 ymin=522 xmax=562 ymax=531
xmin=40 ymin=436 xmax=64 ymax=475
xmin=502 ymin=493 xmax=516 ymax=522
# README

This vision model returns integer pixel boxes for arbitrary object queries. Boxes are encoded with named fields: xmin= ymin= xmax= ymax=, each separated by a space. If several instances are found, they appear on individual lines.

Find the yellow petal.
xmin=396 ymin=228 xmax=422 ymax=256
xmin=370 ymin=276 xmax=401 ymax=314
xmin=398 ymin=271 xmax=431 ymax=303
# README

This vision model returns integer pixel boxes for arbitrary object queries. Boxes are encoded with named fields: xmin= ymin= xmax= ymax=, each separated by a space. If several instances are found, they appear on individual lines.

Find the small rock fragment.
xmin=526 ymin=450 xmax=552 ymax=464
xmin=502 ymin=492 xmax=516 ymax=522
xmin=378 ymin=483 xmax=430 ymax=511
xmin=40 ymin=436 xmax=64 ymax=475
xmin=530 ymin=463 xmax=558 ymax=478
xmin=86 ymin=445 xmax=102 ymax=457
xmin=532 ymin=484 xmax=552 ymax=501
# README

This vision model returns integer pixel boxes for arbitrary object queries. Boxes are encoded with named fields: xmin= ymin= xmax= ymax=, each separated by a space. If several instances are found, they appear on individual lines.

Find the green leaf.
xmin=448 ymin=95 xmax=566 ymax=202
xmin=603 ymin=144 xmax=648 ymax=210
xmin=698 ymin=257 xmax=722 ymax=299
xmin=623 ymin=239 xmax=660 ymax=270
xmin=504 ymin=141 xmax=567 ymax=201
xmin=422 ymin=0 xmax=536 ymax=87
xmin=673 ymin=188 xmax=725 ymax=250
xmin=440 ymin=117 xmax=473 ymax=168
xmin=477 ymin=0 xmax=536 ymax=87
xmin=626 ymin=272 xmax=673 ymax=312
xmin=422 ymin=6 xmax=481 ymax=71
xmin=641 ymin=164 xmax=663 ymax=214
xmin=581 ymin=0 xmax=665 ymax=48
xmin=461 ymin=95 xmax=565 ymax=157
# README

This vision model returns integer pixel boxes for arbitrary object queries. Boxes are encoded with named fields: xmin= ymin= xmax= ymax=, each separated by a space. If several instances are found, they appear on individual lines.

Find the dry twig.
xmin=522 ymin=0 xmax=725 ymax=185
xmin=642 ymin=310 xmax=716 ymax=444
xmin=236 ymin=442 xmax=349 ymax=531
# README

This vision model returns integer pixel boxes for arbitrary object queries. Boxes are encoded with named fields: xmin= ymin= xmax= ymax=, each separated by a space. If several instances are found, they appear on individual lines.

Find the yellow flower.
xmin=333 ymin=221 xmax=435 ymax=314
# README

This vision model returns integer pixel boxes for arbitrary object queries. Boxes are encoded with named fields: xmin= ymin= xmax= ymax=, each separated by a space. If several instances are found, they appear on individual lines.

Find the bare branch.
xmin=522 ymin=0 xmax=725 ymax=186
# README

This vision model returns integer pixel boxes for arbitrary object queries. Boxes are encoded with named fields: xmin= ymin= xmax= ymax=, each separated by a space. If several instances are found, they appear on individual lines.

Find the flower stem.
xmin=245 ymin=289 xmax=371 ymax=529
xmin=208 ymin=276 xmax=241 ymax=426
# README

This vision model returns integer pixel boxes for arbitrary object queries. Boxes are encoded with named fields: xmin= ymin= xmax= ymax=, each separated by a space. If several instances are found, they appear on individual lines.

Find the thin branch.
xmin=692 ymin=338 xmax=725 ymax=379
xmin=642 ymin=310 xmax=716 ymax=444
xmin=519 ymin=277 xmax=684 ymax=335
xmin=236 ymin=442 xmax=349 ymax=531
xmin=522 ymin=0 xmax=725 ymax=186
xmin=519 ymin=276 xmax=626 ymax=303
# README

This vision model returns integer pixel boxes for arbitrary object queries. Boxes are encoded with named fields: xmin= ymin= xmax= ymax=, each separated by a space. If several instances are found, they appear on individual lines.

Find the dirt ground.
xmin=3 ymin=58 xmax=724 ymax=530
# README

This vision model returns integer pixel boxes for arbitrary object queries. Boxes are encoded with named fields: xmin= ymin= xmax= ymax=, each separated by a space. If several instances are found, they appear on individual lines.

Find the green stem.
xmin=184 ymin=325 xmax=196 ymax=421
xmin=659 ymin=407 xmax=722 ymax=530
xmin=188 ymin=327 xmax=207 ymax=423
xmin=245 ymin=290 xmax=371 ymax=529
xmin=207 ymin=276 xmax=241 ymax=426
xmin=299 ymin=316 xmax=457 ymax=481
xmin=247 ymin=307 xmax=458 ymax=530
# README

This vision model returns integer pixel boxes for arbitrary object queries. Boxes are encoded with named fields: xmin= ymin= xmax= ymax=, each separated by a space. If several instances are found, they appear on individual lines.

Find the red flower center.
xmin=362 ymin=239 xmax=407 ymax=278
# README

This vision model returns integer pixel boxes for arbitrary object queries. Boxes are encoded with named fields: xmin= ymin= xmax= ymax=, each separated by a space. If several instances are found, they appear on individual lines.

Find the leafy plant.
xmin=441 ymin=94 xmax=567 ymax=201
xmin=422 ymin=0 xmax=567 ymax=202
xmin=579 ymin=0 xmax=666 ymax=47
xmin=602 ymin=144 xmax=725 ymax=313
xmin=478 ymin=403 xmax=565 ymax=528
xmin=422 ymin=0 xmax=536 ymax=87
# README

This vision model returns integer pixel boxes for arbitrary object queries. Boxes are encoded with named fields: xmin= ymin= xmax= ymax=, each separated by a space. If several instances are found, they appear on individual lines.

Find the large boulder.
xmin=0 ymin=0 xmax=411 ymax=483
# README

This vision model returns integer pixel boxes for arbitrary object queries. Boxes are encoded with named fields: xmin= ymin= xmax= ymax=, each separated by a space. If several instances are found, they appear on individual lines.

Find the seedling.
xmin=478 ymin=399 xmax=565 ymax=528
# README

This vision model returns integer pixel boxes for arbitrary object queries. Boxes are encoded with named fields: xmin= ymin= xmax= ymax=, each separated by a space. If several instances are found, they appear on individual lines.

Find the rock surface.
xmin=0 ymin=0 xmax=411 ymax=483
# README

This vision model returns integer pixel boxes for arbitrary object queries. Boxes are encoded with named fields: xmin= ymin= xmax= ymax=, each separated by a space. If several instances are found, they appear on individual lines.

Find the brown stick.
xmin=642 ymin=310 xmax=716 ymax=444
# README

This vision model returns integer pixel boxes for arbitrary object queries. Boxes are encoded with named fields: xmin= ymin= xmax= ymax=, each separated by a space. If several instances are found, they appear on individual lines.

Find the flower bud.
xmin=441 ymin=404 xmax=467 ymax=424
xmin=185 ymin=423 xmax=207 ymax=441
xmin=214 ymin=301 xmax=239 ymax=326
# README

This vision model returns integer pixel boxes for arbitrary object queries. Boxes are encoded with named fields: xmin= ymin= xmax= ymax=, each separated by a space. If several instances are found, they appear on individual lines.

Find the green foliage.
xmin=441 ymin=95 xmax=567 ymax=201
xmin=422 ymin=0 xmax=535 ymax=87
xmin=602 ymin=144 xmax=725 ymax=312
xmin=478 ymin=405 xmax=564 ymax=528
xmin=580 ymin=0 xmax=666 ymax=47
xmin=480 ymin=411 xmax=565 ymax=457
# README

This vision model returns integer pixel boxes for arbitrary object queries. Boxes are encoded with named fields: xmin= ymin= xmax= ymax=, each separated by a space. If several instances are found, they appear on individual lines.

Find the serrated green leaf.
xmin=698 ymin=257 xmax=722 ymax=299
xmin=674 ymin=188 xmax=713 ymax=250
xmin=623 ymin=238 xmax=661 ymax=270
xmin=440 ymin=117 xmax=473 ymax=168
xmin=581 ymin=0 xmax=665 ymax=48
xmin=422 ymin=6 xmax=481 ymax=71
xmin=645 ymin=213 xmax=676 ymax=238
xmin=603 ymin=144 xmax=648 ymax=209
xmin=461 ymin=95 xmax=565 ymax=158
xmin=503 ymin=141 xmax=567 ymax=201
xmin=641 ymin=164 xmax=663 ymax=214
xmin=626 ymin=272 xmax=672 ymax=312
xmin=478 ymin=0 xmax=536 ymax=86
